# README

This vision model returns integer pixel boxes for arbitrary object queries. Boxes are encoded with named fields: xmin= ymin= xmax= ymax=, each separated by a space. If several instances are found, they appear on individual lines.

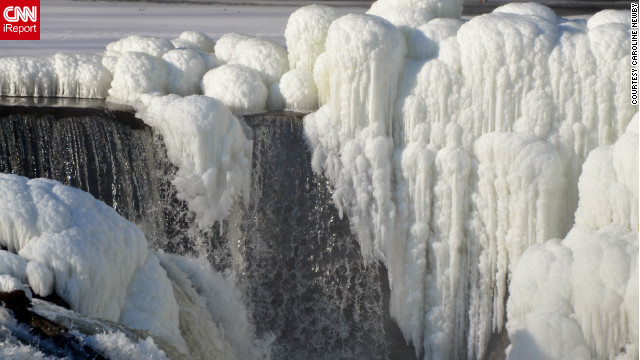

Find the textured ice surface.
xmin=507 ymin=114 xmax=639 ymax=360
xmin=301 ymin=4 xmax=636 ymax=359
xmin=366 ymin=0 xmax=463 ymax=36
xmin=136 ymin=95 xmax=252 ymax=229
xmin=0 ymin=174 xmax=186 ymax=351
xmin=201 ymin=64 xmax=268 ymax=114
xmin=268 ymin=69 xmax=318 ymax=111
xmin=0 ymin=54 xmax=111 ymax=98
xmin=285 ymin=5 xmax=341 ymax=72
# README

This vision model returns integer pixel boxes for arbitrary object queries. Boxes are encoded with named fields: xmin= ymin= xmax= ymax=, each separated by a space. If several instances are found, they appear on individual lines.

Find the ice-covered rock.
xmin=136 ymin=95 xmax=252 ymax=229
xmin=267 ymin=69 xmax=318 ymax=111
xmin=285 ymin=5 xmax=340 ymax=72
xmin=171 ymin=31 xmax=215 ymax=53
xmin=162 ymin=49 xmax=208 ymax=96
xmin=201 ymin=64 xmax=268 ymax=114
xmin=0 ymin=174 xmax=185 ymax=352
xmin=108 ymin=51 xmax=168 ymax=104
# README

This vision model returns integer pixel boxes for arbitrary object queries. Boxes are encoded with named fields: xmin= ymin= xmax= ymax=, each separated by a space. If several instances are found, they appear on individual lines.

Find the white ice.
xmin=135 ymin=94 xmax=252 ymax=230
xmin=299 ymin=3 xmax=636 ymax=359
xmin=0 ymin=174 xmax=266 ymax=359
xmin=0 ymin=1 xmax=635 ymax=360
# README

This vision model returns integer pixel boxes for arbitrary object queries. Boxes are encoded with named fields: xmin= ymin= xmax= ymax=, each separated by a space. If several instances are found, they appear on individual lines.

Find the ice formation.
xmin=0 ymin=174 xmax=267 ymax=359
xmin=108 ymin=51 xmax=169 ymax=104
xmin=228 ymin=37 xmax=289 ymax=85
xmin=284 ymin=5 xmax=341 ymax=72
xmin=171 ymin=31 xmax=216 ymax=53
xmin=214 ymin=33 xmax=254 ymax=64
xmin=135 ymin=95 xmax=252 ymax=229
xmin=507 ymin=116 xmax=638 ymax=360
xmin=0 ymin=174 xmax=186 ymax=351
xmin=163 ymin=49 xmax=208 ymax=96
xmin=0 ymin=54 xmax=111 ymax=98
xmin=201 ymin=64 xmax=268 ymax=114
xmin=300 ymin=3 xmax=636 ymax=360
xmin=267 ymin=69 xmax=318 ymax=111
xmin=366 ymin=0 xmax=463 ymax=37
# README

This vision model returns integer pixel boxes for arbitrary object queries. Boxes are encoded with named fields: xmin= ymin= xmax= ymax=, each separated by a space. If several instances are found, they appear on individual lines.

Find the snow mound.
xmin=201 ymin=64 xmax=268 ymax=115
xmin=0 ymin=251 xmax=27 ymax=282
xmin=407 ymin=18 xmax=462 ymax=60
xmin=0 ymin=275 xmax=29 ymax=297
xmin=366 ymin=0 xmax=463 ymax=37
xmin=171 ymin=31 xmax=215 ymax=53
xmin=285 ymin=5 xmax=341 ymax=72
xmin=136 ymin=95 xmax=252 ymax=229
xmin=0 ymin=174 xmax=185 ymax=352
xmin=105 ymin=35 xmax=175 ymax=58
xmin=108 ymin=51 xmax=168 ymax=104
xmin=587 ymin=9 xmax=630 ymax=29
xmin=507 ymin=118 xmax=639 ymax=360
xmin=228 ymin=37 xmax=289 ymax=85
xmin=162 ymin=49 xmax=207 ymax=96
xmin=214 ymin=33 xmax=253 ymax=64
xmin=268 ymin=69 xmax=318 ymax=111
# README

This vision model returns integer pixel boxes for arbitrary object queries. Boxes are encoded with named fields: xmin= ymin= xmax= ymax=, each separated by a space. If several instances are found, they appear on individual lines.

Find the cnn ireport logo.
xmin=1 ymin=0 xmax=40 ymax=40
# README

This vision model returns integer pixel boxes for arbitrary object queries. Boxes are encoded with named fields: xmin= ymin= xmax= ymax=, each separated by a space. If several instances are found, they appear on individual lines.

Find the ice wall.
xmin=507 ymin=115 xmax=638 ymax=360
xmin=298 ymin=3 xmax=636 ymax=359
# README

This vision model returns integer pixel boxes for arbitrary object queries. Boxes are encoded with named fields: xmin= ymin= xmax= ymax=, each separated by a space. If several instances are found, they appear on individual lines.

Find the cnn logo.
xmin=0 ymin=0 xmax=40 ymax=40
xmin=3 ymin=6 xmax=37 ymax=22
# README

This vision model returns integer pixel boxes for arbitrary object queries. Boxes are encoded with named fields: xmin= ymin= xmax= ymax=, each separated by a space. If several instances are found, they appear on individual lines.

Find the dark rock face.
xmin=0 ymin=289 xmax=106 ymax=360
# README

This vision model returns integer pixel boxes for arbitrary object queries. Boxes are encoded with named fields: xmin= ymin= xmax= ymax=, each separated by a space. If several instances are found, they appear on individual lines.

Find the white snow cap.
xmin=105 ymin=35 xmax=175 ymax=58
xmin=136 ymin=95 xmax=252 ymax=229
xmin=407 ymin=18 xmax=463 ymax=60
xmin=587 ymin=9 xmax=630 ymax=29
xmin=171 ymin=31 xmax=215 ymax=53
xmin=201 ymin=64 xmax=268 ymax=115
xmin=0 ymin=275 xmax=29 ymax=298
xmin=26 ymin=261 xmax=54 ymax=297
xmin=0 ymin=174 xmax=185 ymax=352
xmin=268 ymin=69 xmax=318 ymax=112
xmin=108 ymin=51 xmax=168 ymax=104
xmin=366 ymin=0 xmax=463 ymax=36
xmin=228 ymin=37 xmax=289 ymax=85
xmin=214 ymin=33 xmax=253 ymax=64
xmin=0 ymin=250 xmax=27 ymax=282
xmin=162 ymin=49 xmax=207 ymax=96
xmin=285 ymin=5 xmax=341 ymax=72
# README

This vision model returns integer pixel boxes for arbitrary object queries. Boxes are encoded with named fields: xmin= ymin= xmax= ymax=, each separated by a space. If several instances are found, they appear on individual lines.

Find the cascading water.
xmin=232 ymin=112 xmax=415 ymax=359
xmin=0 ymin=100 xmax=201 ymax=256
xmin=0 ymin=101 xmax=418 ymax=359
